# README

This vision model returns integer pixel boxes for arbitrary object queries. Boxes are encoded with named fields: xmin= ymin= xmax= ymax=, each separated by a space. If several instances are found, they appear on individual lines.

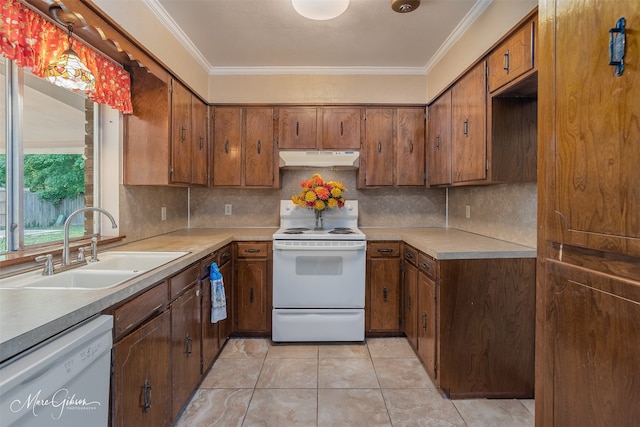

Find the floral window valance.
xmin=0 ymin=0 xmax=133 ymax=114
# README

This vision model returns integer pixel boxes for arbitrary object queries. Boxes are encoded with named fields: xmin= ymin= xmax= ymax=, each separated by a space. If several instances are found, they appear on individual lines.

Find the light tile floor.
xmin=175 ymin=337 xmax=534 ymax=427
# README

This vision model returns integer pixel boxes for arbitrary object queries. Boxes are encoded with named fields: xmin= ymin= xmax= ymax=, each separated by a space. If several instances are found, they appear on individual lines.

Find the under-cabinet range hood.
xmin=278 ymin=150 xmax=360 ymax=169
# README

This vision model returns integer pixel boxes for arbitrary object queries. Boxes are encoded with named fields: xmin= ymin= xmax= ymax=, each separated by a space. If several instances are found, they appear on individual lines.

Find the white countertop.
xmin=0 ymin=227 xmax=535 ymax=362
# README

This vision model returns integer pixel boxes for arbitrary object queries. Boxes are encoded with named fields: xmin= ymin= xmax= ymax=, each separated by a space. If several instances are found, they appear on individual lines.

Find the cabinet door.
xmin=170 ymin=80 xmax=192 ymax=185
xmin=278 ymin=107 xmax=317 ymax=149
xmin=191 ymin=97 xmax=208 ymax=186
xmin=171 ymin=284 xmax=202 ymax=419
xmin=236 ymin=259 xmax=269 ymax=332
xmin=201 ymin=274 xmax=219 ymax=372
xmin=112 ymin=311 xmax=172 ymax=427
xmin=403 ymin=260 xmax=418 ymax=349
xmin=212 ymin=107 xmax=242 ymax=186
xmin=551 ymin=0 xmax=640 ymax=255
xmin=364 ymin=108 xmax=394 ymax=186
xmin=396 ymin=108 xmax=425 ymax=186
xmin=488 ymin=18 xmax=535 ymax=92
xmin=322 ymin=107 xmax=361 ymax=149
xmin=451 ymin=62 xmax=487 ymax=183
xmin=218 ymin=259 xmax=233 ymax=347
xmin=428 ymin=91 xmax=452 ymax=186
xmin=368 ymin=258 xmax=401 ymax=332
xmin=545 ymin=260 xmax=640 ymax=426
xmin=245 ymin=108 xmax=275 ymax=187
xmin=417 ymin=271 xmax=437 ymax=380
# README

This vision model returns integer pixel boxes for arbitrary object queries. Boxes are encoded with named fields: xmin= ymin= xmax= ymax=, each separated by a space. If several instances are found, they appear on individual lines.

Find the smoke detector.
xmin=391 ymin=0 xmax=420 ymax=13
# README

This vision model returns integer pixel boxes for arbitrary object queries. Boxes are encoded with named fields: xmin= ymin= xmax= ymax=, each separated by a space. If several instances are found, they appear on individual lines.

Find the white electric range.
xmin=272 ymin=200 xmax=366 ymax=342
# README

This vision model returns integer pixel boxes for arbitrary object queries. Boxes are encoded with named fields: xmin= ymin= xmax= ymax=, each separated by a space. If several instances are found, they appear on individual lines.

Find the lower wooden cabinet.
xmin=402 ymin=245 xmax=418 ymax=348
xmin=171 ymin=283 xmax=202 ymax=419
xmin=112 ymin=310 xmax=172 ymax=427
xmin=366 ymin=242 xmax=402 ymax=333
xmin=417 ymin=268 xmax=437 ymax=380
xmin=235 ymin=242 xmax=272 ymax=333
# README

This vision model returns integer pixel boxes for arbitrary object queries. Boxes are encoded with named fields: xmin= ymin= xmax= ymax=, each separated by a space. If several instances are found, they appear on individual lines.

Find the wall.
xmin=448 ymin=183 xmax=537 ymax=248
xmin=209 ymin=74 xmax=427 ymax=104
xmin=190 ymin=170 xmax=446 ymax=229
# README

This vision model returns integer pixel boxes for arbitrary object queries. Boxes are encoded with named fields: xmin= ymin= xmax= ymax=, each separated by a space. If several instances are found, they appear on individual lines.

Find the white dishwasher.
xmin=0 ymin=315 xmax=113 ymax=426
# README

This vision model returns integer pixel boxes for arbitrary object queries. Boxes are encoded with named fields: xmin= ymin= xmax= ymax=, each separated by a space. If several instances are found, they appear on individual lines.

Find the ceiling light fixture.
xmin=391 ymin=0 xmax=420 ymax=13
xmin=292 ymin=0 xmax=350 ymax=21
xmin=45 ymin=8 xmax=96 ymax=93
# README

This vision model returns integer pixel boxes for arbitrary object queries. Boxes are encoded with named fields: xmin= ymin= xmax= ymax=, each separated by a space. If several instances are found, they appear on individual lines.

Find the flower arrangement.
xmin=291 ymin=173 xmax=346 ymax=212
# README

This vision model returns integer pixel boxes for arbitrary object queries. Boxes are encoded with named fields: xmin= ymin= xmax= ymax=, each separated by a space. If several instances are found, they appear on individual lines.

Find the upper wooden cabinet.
xmin=427 ymin=91 xmax=452 ymax=186
xmin=360 ymin=107 xmax=426 ymax=187
xmin=277 ymin=107 xmax=361 ymax=150
xmin=451 ymin=62 xmax=487 ymax=184
xmin=124 ymin=69 xmax=208 ymax=186
xmin=488 ymin=16 xmax=535 ymax=93
xmin=211 ymin=107 xmax=279 ymax=188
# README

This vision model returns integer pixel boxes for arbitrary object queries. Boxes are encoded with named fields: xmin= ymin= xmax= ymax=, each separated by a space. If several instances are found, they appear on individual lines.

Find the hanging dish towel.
xmin=210 ymin=262 xmax=227 ymax=323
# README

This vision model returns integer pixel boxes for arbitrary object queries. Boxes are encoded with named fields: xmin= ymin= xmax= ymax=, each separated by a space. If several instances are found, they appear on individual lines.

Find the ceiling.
xmin=148 ymin=0 xmax=486 ymax=74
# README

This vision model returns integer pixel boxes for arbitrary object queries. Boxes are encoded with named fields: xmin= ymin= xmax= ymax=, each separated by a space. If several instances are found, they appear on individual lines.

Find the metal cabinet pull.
xmin=244 ymin=248 xmax=261 ymax=253
xmin=422 ymin=312 xmax=427 ymax=330
xmin=221 ymin=252 xmax=231 ymax=261
xmin=257 ymin=140 xmax=261 ymax=154
xmin=609 ymin=17 xmax=626 ymax=76
xmin=421 ymin=262 xmax=430 ymax=270
xmin=340 ymin=121 xmax=344 ymax=136
xmin=181 ymin=127 xmax=186 ymax=141
xmin=377 ymin=248 xmax=393 ymax=253
xmin=377 ymin=141 xmax=382 ymax=153
xmin=143 ymin=379 xmax=152 ymax=412
xmin=409 ymin=139 xmax=413 ymax=154
xmin=249 ymin=287 xmax=254 ymax=303
xmin=383 ymin=287 xmax=388 ymax=302
xmin=503 ymin=49 xmax=510 ymax=73
xmin=225 ymin=139 xmax=229 ymax=153
xmin=296 ymin=121 xmax=300 ymax=136
xmin=185 ymin=334 xmax=192 ymax=357
xmin=199 ymin=136 xmax=204 ymax=149
xmin=407 ymin=295 xmax=412 ymax=309
xmin=405 ymin=252 xmax=414 ymax=260
xmin=463 ymin=119 xmax=469 ymax=136
xmin=435 ymin=135 xmax=440 ymax=148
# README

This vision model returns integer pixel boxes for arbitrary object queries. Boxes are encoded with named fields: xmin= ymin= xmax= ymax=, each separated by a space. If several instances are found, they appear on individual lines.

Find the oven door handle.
xmin=273 ymin=241 xmax=366 ymax=251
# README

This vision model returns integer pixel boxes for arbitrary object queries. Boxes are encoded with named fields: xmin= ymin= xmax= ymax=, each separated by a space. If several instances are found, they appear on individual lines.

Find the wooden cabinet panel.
xmin=112 ymin=310 xmax=172 ymax=427
xmin=218 ymin=259 xmax=233 ymax=347
xmin=322 ymin=107 xmax=361 ymax=150
xmin=367 ymin=241 xmax=402 ymax=333
xmin=403 ymin=257 xmax=418 ymax=349
xmin=364 ymin=108 xmax=394 ymax=186
xmin=551 ymin=0 xmax=640 ymax=255
xmin=417 ymin=252 xmax=436 ymax=281
xmin=124 ymin=68 xmax=171 ymax=186
xmin=169 ymin=264 xmax=200 ymax=300
xmin=368 ymin=241 xmax=401 ymax=258
xmin=278 ymin=107 xmax=317 ymax=149
xmin=170 ymin=80 xmax=192 ymax=185
xmin=545 ymin=260 xmax=640 ymax=426
xmin=236 ymin=259 xmax=270 ymax=332
xmin=244 ymin=108 xmax=275 ymax=187
xmin=488 ymin=18 xmax=535 ymax=92
xmin=451 ymin=62 xmax=487 ymax=183
xmin=427 ymin=91 xmax=452 ymax=186
xmin=417 ymin=270 xmax=437 ymax=380
xmin=236 ymin=242 xmax=269 ymax=258
xmin=212 ymin=107 xmax=242 ymax=186
xmin=396 ymin=108 xmax=426 ymax=186
xmin=171 ymin=284 xmax=202 ymax=419
xmin=113 ymin=281 xmax=168 ymax=340
xmin=191 ymin=97 xmax=208 ymax=186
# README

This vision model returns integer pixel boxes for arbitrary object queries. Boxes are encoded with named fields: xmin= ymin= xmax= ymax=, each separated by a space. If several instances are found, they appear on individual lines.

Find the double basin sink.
xmin=0 ymin=251 xmax=189 ymax=291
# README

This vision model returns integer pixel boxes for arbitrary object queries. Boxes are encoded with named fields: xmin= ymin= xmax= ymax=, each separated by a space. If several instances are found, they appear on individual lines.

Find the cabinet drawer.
xmin=200 ymin=253 xmax=217 ymax=279
xmin=113 ymin=281 xmax=168 ymax=340
xmin=217 ymin=244 xmax=232 ymax=266
xmin=404 ymin=245 xmax=418 ymax=265
xmin=488 ymin=18 xmax=535 ymax=92
xmin=236 ymin=242 xmax=269 ymax=258
xmin=170 ymin=264 xmax=200 ymax=300
xmin=418 ymin=253 xmax=437 ymax=280
xmin=368 ymin=242 xmax=401 ymax=257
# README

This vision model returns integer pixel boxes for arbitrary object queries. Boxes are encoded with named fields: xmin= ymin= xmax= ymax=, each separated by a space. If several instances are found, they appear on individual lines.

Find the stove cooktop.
xmin=274 ymin=200 xmax=365 ymax=241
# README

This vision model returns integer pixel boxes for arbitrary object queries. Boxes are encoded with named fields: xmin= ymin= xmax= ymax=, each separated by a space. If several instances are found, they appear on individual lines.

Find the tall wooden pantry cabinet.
xmin=537 ymin=0 xmax=640 ymax=425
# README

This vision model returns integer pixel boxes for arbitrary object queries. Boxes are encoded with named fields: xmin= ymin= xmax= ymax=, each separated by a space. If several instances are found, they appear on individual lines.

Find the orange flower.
xmin=315 ymin=186 xmax=330 ymax=200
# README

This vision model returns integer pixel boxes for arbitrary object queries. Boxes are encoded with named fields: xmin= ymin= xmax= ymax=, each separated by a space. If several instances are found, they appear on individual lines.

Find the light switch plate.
xmin=224 ymin=204 xmax=232 ymax=215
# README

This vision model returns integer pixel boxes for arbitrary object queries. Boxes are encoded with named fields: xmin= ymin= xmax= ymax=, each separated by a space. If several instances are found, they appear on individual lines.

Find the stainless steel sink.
xmin=0 ymin=251 xmax=189 ymax=290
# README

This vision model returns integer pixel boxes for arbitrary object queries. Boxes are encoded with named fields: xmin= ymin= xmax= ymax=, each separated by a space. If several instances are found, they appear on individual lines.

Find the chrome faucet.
xmin=62 ymin=207 xmax=118 ymax=267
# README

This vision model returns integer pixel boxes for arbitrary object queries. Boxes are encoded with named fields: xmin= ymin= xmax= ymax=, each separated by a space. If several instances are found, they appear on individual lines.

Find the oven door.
xmin=272 ymin=240 xmax=366 ymax=308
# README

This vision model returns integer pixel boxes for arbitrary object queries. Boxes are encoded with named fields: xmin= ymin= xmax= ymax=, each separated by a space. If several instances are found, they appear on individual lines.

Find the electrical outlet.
xmin=161 ymin=206 xmax=167 ymax=221
xmin=465 ymin=205 xmax=471 ymax=219
xmin=224 ymin=204 xmax=232 ymax=216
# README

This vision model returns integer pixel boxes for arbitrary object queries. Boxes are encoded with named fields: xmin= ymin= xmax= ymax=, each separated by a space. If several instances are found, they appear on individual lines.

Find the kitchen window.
xmin=0 ymin=56 xmax=101 ymax=253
